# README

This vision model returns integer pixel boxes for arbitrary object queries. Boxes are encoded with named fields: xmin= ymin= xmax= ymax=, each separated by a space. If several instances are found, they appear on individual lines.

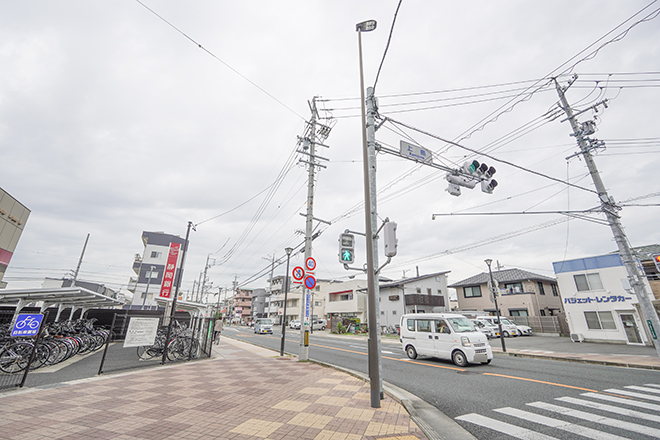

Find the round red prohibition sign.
xmin=292 ymin=266 xmax=305 ymax=281
xmin=305 ymin=257 xmax=316 ymax=272
xmin=304 ymin=275 xmax=317 ymax=290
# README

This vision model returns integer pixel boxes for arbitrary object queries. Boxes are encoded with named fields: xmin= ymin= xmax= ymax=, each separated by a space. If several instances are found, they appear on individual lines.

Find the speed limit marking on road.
xmin=292 ymin=266 xmax=305 ymax=281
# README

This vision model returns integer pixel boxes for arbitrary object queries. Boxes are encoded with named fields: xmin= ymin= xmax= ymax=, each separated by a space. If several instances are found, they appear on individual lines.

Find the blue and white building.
xmin=553 ymin=253 xmax=653 ymax=345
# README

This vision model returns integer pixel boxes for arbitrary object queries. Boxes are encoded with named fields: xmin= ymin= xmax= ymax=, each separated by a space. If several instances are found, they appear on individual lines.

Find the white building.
xmin=553 ymin=253 xmax=652 ymax=345
xmin=377 ymin=271 xmax=450 ymax=329
xmin=128 ymin=231 xmax=186 ymax=308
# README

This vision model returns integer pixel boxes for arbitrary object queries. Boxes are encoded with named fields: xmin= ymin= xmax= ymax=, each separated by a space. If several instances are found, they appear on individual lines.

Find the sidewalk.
xmin=487 ymin=334 xmax=660 ymax=370
xmin=0 ymin=337 xmax=446 ymax=440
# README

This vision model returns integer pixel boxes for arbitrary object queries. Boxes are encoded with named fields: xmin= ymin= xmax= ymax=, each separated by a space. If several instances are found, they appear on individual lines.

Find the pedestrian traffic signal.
xmin=339 ymin=232 xmax=355 ymax=265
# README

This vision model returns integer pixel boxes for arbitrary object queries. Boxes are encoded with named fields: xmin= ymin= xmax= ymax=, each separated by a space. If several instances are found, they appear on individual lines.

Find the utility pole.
xmin=201 ymin=254 xmax=215 ymax=304
xmin=72 ymin=233 xmax=90 ymax=287
xmin=554 ymin=77 xmax=660 ymax=359
xmin=299 ymin=98 xmax=318 ymax=362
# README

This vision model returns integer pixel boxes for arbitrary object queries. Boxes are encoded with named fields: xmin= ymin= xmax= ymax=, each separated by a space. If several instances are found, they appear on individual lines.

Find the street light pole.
xmin=280 ymin=247 xmax=293 ymax=357
xmin=485 ymin=259 xmax=506 ymax=352
xmin=357 ymin=19 xmax=382 ymax=409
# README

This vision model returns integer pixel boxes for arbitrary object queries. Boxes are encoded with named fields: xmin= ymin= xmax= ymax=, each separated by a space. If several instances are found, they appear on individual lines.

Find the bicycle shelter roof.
xmin=0 ymin=287 xmax=123 ymax=309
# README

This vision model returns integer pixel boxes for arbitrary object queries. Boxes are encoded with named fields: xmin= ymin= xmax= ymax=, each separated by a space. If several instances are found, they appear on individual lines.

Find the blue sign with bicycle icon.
xmin=11 ymin=314 xmax=44 ymax=337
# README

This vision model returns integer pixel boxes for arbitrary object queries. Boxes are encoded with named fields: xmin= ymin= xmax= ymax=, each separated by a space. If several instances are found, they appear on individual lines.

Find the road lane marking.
xmin=604 ymin=388 xmax=660 ymax=402
xmin=455 ymin=413 xmax=558 ymax=439
xmin=493 ymin=407 xmax=628 ymax=440
xmin=582 ymin=392 xmax=660 ymax=411
xmin=556 ymin=396 xmax=660 ymax=423
xmin=527 ymin=401 xmax=660 ymax=438
xmin=483 ymin=373 xmax=598 ymax=392
xmin=625 ymin=385 xmax=660 ymax=394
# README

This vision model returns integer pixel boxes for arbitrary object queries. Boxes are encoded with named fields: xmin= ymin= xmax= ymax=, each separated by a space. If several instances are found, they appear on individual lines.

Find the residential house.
xmin=450 ymin=268 xmax=563 ymax=317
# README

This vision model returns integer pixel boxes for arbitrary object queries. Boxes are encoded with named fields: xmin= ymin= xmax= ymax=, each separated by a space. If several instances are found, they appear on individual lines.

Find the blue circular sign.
xmin=304 ymin=275 xmax=316 ymax=290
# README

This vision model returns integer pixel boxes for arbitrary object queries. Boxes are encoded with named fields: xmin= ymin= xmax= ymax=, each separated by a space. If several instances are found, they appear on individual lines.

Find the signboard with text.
xmin=159 ymin=242 xmax=181 ymax=298
xmin=123 ymin=317 xmax=159 ymax=348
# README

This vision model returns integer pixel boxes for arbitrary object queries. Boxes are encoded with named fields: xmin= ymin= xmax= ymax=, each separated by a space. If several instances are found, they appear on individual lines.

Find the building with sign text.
xmin=553 ymin=252 xmax=656 ymax=345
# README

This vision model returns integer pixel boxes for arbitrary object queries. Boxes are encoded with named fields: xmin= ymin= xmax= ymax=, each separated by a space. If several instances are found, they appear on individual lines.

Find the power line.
xmin=372 ymin=0 xmax=404 ymax=94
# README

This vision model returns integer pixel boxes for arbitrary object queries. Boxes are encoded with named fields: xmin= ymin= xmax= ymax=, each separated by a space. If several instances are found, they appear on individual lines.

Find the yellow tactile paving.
xmin=299 ymin=386 xmax=333 ymax=395
xmin=364 ymin=421 xmax=410 ymax=436
xmin=229 ymin=419 xmax=283 ymax=437
xmin=333 ymin=384 xmax=363 ymax=392
xmin=317 ymin=378 xmax=344 ymax=384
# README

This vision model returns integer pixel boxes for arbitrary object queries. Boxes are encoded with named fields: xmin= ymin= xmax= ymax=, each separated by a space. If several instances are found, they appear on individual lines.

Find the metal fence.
xmin=1 ymin=308 xmax=214 ymax=392
xmin=508 ymin=315 xmax=565 ymax=334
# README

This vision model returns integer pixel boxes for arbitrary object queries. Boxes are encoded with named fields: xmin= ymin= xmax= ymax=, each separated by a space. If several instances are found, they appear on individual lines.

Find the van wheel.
xmin=405 ymin=345 xmax=417 ymax=360
xmin=503 ymin=331 xmax=510 ymax=337
xmin=452 ymin=350 xmax=468 ymax=367
xmin=321 ymin=326 xmax=326 ymax=330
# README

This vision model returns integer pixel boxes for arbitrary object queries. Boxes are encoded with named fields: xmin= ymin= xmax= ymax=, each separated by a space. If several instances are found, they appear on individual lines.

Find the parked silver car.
xmin=254 ymin=318 xmax=273 ymax=334
xmin=289 ymin=319 xmax=301 ymax=330
xmin=312 ymin=319 xmax=326 ymax=331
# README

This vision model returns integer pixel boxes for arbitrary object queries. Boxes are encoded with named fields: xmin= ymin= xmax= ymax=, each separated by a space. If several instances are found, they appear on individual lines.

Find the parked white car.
xmin=289 ymin=320 xmax=301 ymax=330
xmin=471 ymin=319 xmax=499 ymax=339
xmin=475 ymin=316 xmax=520 ymax=337
xmin=513 ymin=322 xmax=533 ymax=336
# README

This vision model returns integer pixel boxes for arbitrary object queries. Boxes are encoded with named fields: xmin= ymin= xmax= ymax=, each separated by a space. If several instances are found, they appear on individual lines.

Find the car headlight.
xmin=461 ymin=336 xmax=471 ymax=347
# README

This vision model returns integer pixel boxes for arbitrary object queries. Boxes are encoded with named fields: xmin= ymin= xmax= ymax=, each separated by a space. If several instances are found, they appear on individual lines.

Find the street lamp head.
xmin=285 ymin=247 xmax=293 ymax=256
xmin=484 ymin=259 xmax=493 ymax=267
xmin=356 ymin=20 xmax=377 ymax=32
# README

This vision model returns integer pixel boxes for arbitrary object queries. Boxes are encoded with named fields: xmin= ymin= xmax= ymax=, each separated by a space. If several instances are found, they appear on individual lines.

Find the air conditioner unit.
xmin=570 ymin=333 xmax=584 ymax=343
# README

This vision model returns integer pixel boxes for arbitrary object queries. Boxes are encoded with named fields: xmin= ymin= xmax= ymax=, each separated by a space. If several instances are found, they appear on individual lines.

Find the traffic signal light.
xmin=446 ymin=160 xmax=498 ymax=196
xmin=339 ymin=233 xmax=355 ymax=264
xmin=653 ymin=254 xmax=660 ymax=272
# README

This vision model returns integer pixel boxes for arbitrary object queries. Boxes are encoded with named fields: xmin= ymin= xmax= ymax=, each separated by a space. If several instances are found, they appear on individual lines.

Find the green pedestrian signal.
xmin=338 ymin=232 xmax=355 ymax=265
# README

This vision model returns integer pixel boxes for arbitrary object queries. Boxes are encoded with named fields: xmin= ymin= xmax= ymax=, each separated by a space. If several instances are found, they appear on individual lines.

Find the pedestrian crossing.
xmin=456 ymin=383 xmax=660 ymax=439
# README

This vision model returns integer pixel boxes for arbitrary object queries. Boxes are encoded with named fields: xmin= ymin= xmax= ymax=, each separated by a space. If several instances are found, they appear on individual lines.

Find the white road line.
xmin=556 ymin=396 xmax=660 ymax=423
xmin=604 ymin=388 xmax=660 ymax=402
xmin=493 ymin=407 xmax=628 ymax=440
xmin=456 ymin=413 xmax=558 ymax=440
xmin=582 ymin=392 xmax=660 ymax=412
xmin=625 ymin=385 xmax=660 ymax=394
xmin=381 ymin=350 xmax=394 ymax=354
xmin=645 ymin=383 xmax=660 ymax=389
xmin=528 ymin=401 xmax=660 ymax=438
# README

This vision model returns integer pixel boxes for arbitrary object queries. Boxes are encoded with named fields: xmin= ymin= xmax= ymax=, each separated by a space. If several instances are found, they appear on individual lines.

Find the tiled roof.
xmin=614 ymin=244 xmax=660 ymax=261
xmin=378 ymin=270 xmax=451 ymax=289
xmin=448 ymin=268 xmax=556 ymax=288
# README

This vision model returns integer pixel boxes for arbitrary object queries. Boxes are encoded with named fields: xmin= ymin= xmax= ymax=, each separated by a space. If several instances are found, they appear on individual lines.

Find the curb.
xmin=493 ymin=350 xmax=660 ymax=371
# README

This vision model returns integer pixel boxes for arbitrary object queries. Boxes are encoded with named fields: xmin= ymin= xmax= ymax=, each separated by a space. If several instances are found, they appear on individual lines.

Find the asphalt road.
xmin=231 ymin=326 xmax=660 ymax=440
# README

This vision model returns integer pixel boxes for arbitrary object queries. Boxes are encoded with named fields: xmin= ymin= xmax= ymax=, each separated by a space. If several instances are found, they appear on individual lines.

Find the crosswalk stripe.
xmin=528 ymin=401 xmax=660 ymax=438
xmin=604 ymin=388 xmax=660 ymax=402
xmin=556 ymin=396 xmax=660 ymax=423
xmin=493 ymin=407 xmax=628 ymax=440
xmin=455 ymin=413 xmax=558 ymax=440
xmin=625 ymin=385 xmax=660 ymax=394
xmin=582 ymin=392 xmax=660 ymax=412
xmin=645 ymin=384 xmax=660 ymax=389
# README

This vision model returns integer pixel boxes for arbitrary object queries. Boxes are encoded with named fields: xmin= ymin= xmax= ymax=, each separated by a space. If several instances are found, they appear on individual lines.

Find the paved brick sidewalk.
xmin=0 ymin=337 xmax=427 ymax=440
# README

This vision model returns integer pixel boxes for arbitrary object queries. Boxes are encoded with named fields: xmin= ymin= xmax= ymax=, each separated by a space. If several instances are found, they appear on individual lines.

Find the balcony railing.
xmin=405 ymin=294 xmax=445 ymax=307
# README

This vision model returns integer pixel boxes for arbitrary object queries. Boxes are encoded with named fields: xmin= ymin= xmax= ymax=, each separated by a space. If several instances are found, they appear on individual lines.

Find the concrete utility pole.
xmin=72 ymin=233 xmax=90 ymax=286
xmin=299 ymin=98 xmax=318 ymax=362
xmin=554 ymin=77 xmax=660 ymax=359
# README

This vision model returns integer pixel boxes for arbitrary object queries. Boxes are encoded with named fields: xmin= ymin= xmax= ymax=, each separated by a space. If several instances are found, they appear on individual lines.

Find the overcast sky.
xmin=2 ymin=1 xmax=659 ymax=299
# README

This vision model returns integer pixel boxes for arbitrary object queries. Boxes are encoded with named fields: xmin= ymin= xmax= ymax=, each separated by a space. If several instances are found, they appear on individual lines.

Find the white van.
xmin=400 ymin=313 xmax=493 ymax=367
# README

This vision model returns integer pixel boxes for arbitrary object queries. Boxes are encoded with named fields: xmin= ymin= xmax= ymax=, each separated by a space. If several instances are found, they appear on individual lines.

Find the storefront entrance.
xmin=619 ymin=313 xmax=643 ymax=344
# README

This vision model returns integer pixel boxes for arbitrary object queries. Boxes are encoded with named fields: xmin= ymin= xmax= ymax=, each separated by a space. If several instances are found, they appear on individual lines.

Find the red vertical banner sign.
xmin=159 ymin=243 xmax=181 ymax=298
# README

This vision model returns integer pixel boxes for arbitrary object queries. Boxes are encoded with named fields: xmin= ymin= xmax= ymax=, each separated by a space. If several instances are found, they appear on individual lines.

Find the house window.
xmin=392 ymin=310 xmax=397 ymax=315
xmin=540 ymin=309 xmax=546 ymax=316
xmin=146 ymin=270 xmax=158 ymax=279
xmin=437 ymin=289 xmax=442 ymax=295
xmin=538 ymin=282 xmax=545 ymax=295
xmin=464 ymin=286 xmax=482 ymax=298
xmin=584 ymin=311 xmax=617 ymax=330
xmin=551 ymin=284 xmax=559 ymax=296
xmin=574 ymin=273 xmax=604 ymax=291
xmin=416 ymin=287 xmax=421 ymax=293
xmin=388 ymin=295 xmax=400 ymax=301
xmin=381 ymin=311 xmax=385 ymax=315
xmin=427 ymin=288 xmax=432 ymax=295
xmin=314 ymin=301 xmax=322 ymax=307
xmin=150 ymin=251 xmax=162 ymax=259
xmin=504 ymin=282 xmax=523 ymax=294
xmin=340 ymin=294 xmax=353 ymax=301
xmin=509 ymin=309 xmax=528 ymax=316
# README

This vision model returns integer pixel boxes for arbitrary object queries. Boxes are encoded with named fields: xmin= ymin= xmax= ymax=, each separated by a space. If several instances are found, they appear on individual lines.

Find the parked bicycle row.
xmin=0 ymin=318 xmax=110 ymax=374
xmin=136 ymin=320 xmax=200 ymax=362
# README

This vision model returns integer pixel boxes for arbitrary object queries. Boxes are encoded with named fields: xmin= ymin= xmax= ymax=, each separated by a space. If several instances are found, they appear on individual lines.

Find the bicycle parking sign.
xmin=11 ymin=313 xmax=44 ymax=337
